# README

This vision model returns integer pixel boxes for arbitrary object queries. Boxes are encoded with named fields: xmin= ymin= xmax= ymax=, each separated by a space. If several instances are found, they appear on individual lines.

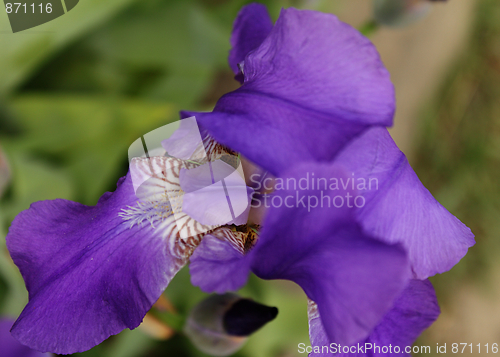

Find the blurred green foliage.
xmin=414 ymin=0 xmax=500 ymax=297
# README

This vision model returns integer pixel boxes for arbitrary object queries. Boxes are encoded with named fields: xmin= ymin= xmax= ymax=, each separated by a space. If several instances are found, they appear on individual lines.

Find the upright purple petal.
xmin=308 ymin=280 xmax=440 ymax=357
xmin=194 ymin=8 xmax=394 ymax=176
xmin=0 ymin=318 xmax=51 ymax=357
xmin=6 ymin=173 xmax=196 ymax=354
xmin=334 ymin=127 xmax=475 ymax=279
xmin=243 ymin=8 xmax=395 ymax=125
xmin=229 ymin=3 xmax=274 ymax=77
xmin=250 ymin=163 xmax=410 ymax=346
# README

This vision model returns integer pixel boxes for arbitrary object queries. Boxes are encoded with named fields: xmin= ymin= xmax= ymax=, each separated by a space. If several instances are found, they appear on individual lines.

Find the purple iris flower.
xmin=0 ymin=318 xmax=51 ymax=357
xmin=187 ymin=2 xmax=473 ymax=353
xmin=5 ymin=3 xmax=474 ymax=355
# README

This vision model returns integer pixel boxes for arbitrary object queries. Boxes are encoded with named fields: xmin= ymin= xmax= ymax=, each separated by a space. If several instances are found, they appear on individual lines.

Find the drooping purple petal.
xmin=229 ymin=3 xmax=273 ymax=77
xmin=189 ymin=229 xmax=251 ymax=294
xmin=334 ymin=127 xmax=475 ymax=279
xmin=192 ymin=8 xmax=394 ymax=176
xmin=308 ymin=279 xmax=440 ymax=357
xmin=6 ymin=173 xmax=198 ymax=354
xmin=0 ymin=318 xmax=51 ymax=357
xmin=249 ymin=163 xmax=410 ymax=346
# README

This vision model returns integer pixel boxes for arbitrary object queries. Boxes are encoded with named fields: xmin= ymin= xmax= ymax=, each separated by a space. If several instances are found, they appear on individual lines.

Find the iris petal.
xmin=250 ymin=163 xmax=410 ymax=346
xmin=242 ymin=8 xmax=395 ymax=126
xmin=0 ymin=318 xmax=51 ymax=357
xmin=335 ymin=127 xmax=475 ymax=279
xmin=308 ymin=279 xmax=440 ymax=356
xmin=6 ymin=173 xmax=199 ymax=354
xmin=189 ymin=97 xmax=368 ymax=177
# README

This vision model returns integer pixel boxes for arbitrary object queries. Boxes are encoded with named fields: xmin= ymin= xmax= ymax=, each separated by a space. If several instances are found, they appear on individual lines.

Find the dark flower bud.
xmin=223 ymin=297 xmax=278 ymax=336
xmin=184 ymin=293 xmax=278 ymax=356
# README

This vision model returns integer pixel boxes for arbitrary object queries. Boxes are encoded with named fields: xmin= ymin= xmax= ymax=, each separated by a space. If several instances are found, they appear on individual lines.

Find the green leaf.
xmin=0 ymin=145 xmax=10 ymax=198
xmin=0 ymin=150 xmax=75 ymax=220
xmin=0 ymin=239 xmax=28 ymax=316
xmin=89 ymin=2 xmax=228 ymax=68
xmin=3 ymin=94 xmax=178 ymax=204
xmin=0 ymin=0 xmax=140 ymax=96
xmin=83 ymin=1 xmax=229 ymax=107
xmin=103 ymin=329 xmax=156 ymax=357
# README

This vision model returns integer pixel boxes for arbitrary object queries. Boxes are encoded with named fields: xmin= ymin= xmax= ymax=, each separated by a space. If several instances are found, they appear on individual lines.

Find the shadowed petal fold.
xmin=6 ymin=173 xmax=194 ymax=354
xmin=308 ymin=279 xmax=440 ymax=357
xmin=249 ymin=163 xmax=410 ymax=346
xmin=189 ymin=229 xmax=251 ymax=294
xmin=335 ymin=127 xmax=475 ymax=279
